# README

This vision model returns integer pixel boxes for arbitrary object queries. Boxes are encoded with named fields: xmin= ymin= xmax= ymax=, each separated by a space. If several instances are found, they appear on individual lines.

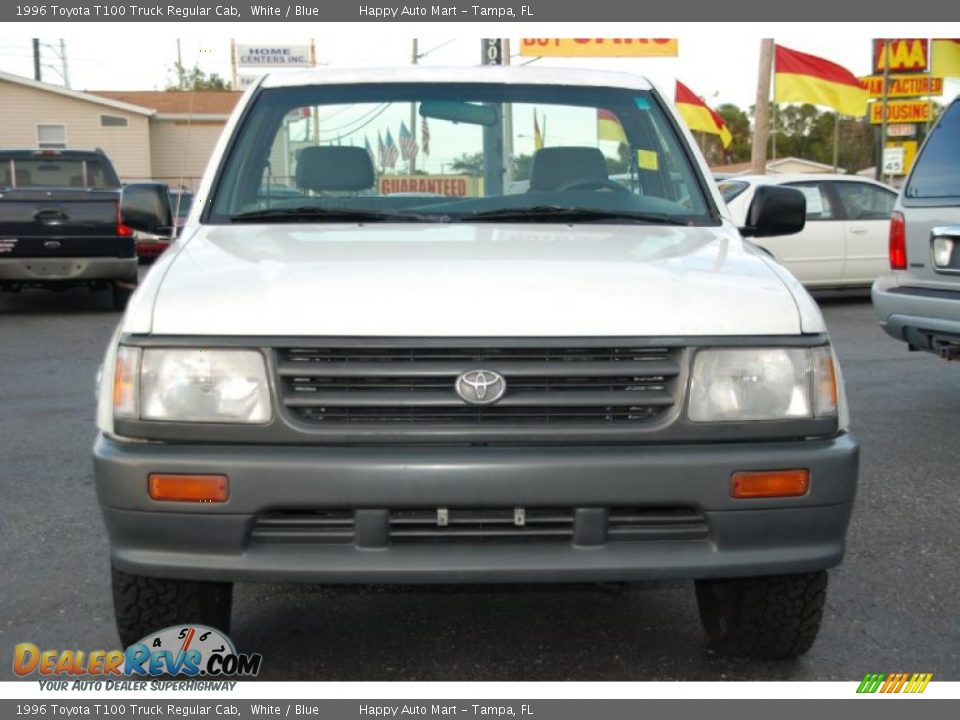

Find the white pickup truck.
xmin=94 ymin=66 xmax=859 ymax=660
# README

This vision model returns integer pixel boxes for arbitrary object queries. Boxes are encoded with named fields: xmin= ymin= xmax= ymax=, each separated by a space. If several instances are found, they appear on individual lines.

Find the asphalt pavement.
xmin=1 ymin=278 xmax=958 ymax=681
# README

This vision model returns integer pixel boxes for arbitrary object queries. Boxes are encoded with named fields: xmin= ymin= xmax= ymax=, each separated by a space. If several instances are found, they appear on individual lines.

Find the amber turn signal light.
xmin=148 ymin=474 xmax=229 ymax=502
xmin=731 ymin=469 xmax=809 ymax=499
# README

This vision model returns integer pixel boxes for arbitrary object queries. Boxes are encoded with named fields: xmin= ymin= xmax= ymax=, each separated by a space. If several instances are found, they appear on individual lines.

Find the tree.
xmin=450 ymin=152 xmax=485 ymax=177
xmin=166 ymin=62 xmax=230 ymax=92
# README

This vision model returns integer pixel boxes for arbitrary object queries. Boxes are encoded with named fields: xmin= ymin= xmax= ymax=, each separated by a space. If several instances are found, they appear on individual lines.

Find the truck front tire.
xmin=695 ymin=571 xmax=827 ymax=659
xmin=111 ymin=565 xmax=233 ymax=649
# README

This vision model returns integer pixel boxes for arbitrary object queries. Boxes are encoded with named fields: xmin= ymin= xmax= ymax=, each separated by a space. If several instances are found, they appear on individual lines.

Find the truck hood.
xmin=140 ymin=223 xmax=806 ymax=337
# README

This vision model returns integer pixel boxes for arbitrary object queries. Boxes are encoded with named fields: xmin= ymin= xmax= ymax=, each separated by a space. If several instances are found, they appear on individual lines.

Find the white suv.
xmin=873 ymin=97 xmax=960 ymax=359
xmin=95 ymin=67 xmax=859 ymax=660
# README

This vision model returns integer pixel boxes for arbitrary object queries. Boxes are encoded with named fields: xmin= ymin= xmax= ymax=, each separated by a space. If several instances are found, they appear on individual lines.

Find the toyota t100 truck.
xmin=94 ymin=67 xmax=859 ymax=660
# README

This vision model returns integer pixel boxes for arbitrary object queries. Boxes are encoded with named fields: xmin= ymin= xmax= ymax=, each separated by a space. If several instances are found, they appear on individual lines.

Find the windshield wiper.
xmin=454 ymin=206 xmax=694 ymax=225
xmin=229 ymin=207 xmax=445 ymax=223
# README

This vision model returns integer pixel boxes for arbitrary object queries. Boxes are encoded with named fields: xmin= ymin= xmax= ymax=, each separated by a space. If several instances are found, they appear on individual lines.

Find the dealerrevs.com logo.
xmin=856 ymin=672 xmax=933 ymax=694
xmin=14 ymin=625 xmax=262 ymax=679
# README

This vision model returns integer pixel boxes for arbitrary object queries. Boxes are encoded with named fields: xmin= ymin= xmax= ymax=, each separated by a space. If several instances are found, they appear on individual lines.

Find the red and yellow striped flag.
xmin=533 ymin=109 xmax=544 ymax=150
xmin=774 ymin=44 xmax=868 ymax=117
xmin=932 ymin=39 xmax=960 ymax=78
xmin=674 ymin=81 xmax=733 ymax=148
xmin=597 ymin=108 xmax=628 ymax=143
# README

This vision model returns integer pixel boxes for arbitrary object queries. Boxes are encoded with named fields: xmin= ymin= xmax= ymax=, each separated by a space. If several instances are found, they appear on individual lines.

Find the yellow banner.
xmin=869 ymin=100 xmax=933 ymax=124
xmin=520 ymin=38 xmax=678 ymax=58
xmin=861 ymin=75 xmax=944 ymax=98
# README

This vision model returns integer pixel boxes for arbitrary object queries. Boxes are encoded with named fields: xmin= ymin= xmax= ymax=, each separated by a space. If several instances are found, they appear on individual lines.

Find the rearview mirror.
xmin=419 ymin=100 xmax=498 ymax=127
xmin=120 ymin=183 xmax=173 ymax=235
xmin=740 ymin=185 xmax=806 ymax=238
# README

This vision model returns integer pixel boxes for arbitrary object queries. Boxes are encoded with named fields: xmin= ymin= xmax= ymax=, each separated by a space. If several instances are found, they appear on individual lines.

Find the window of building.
xmin=37 ymin=124 xmax=67 ymax=149
xmin=100 ymin=115 xmax=129 ymax=128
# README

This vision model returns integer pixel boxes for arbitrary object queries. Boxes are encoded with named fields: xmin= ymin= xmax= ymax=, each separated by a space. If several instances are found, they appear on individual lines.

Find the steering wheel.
xmin=555 ymin=178 xmax=631 ymax=193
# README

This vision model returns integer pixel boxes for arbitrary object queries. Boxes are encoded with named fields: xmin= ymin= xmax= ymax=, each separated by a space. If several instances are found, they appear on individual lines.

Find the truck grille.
xmin=277 ymin=345 xmax=681 ymax=426
xmin=250 ymin=506 xmax=707 ymax=547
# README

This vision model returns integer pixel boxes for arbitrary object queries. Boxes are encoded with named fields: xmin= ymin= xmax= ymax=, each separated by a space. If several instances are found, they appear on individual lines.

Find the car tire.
xmin=695 ymin=571 xmax=827 ymax=660
xmin=111 ymin=565 xmax=233 ymax=649
xmin=111 ymin=282 xmax=136 ymax=312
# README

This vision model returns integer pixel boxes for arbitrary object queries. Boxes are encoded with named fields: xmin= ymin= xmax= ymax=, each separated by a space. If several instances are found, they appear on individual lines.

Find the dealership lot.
xmin=1 ymin=280 xmax=958 ymax=681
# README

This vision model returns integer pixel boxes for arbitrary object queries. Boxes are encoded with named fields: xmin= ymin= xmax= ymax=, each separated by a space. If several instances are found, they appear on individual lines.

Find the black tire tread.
xmin=696 ymin=571 xmax=827 ymax=660
xmin=112 ymin=566 xmax=232 ymax=648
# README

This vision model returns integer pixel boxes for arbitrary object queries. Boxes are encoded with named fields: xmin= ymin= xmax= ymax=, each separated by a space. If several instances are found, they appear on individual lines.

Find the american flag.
xmin=377 ymin=130 xmax=385 ymax=169
xmin=382 ymin=129 xmax=400 ymax=169
xmin=364 ymin=135 xmax=375 ymax=165
xmin=398 ymin=121 xmax=419 ymax=162
xmin=421 ymin=117 xmax=430 ymax=156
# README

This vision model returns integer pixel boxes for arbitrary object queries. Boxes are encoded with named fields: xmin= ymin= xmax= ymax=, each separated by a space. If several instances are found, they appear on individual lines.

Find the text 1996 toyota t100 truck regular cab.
xmin=94 ymin=67 xmax=858 ymax=660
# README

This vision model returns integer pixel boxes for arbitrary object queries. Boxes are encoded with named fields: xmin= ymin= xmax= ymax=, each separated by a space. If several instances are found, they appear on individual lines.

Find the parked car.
xmin=94 ymin=67 xmax=858 ymax=659
xmin=721 ymin=174 xmax=897 ymax=288
xmin=873 ymin=97 xmax=960 ymax=359
xmin=170 ymin=189 xmax=194 ymax=234
xmin=0 ymin=148 xmax=170 ymax=309
xmin=135 ymin=188 xmax=192 ymax=261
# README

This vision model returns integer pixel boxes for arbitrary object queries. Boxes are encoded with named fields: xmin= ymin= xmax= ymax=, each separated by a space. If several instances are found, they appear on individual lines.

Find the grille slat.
xmin=284 ymin=389 xmax=673 ymax=408
xmin=279 ymin=345 xmax=681 ymax=427
xmin=278 ymin=359 xmax=679 ymax=378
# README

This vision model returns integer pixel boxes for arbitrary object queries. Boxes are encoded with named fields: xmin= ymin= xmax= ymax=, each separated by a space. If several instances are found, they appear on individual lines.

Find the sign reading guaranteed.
xmin=236 ymin=44 xmax=312 ymax=67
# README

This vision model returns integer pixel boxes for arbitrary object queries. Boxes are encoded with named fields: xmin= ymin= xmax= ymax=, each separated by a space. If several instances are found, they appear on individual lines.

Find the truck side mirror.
xmin=121 ymin=183 xmax=173 ymax=236
xmin=740 ymin=185 xmax=806 ymax=238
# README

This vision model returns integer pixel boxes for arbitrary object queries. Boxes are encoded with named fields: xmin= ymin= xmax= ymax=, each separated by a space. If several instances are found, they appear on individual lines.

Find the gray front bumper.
xmin=0 ymin=256 xmax=137 ymax=282
xmin=94 ymin=433 xmax=859 ymax=584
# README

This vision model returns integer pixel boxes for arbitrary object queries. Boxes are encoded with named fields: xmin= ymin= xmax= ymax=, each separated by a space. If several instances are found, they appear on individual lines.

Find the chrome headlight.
xmin=114 ymin=347 xmax=270 ymax=424
xmin=688 ymin=347 xmax=837 ymax=422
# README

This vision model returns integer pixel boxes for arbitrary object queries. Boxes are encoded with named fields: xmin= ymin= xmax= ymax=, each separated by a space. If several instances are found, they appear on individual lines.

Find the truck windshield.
xmin=1 ymin=158 xmax=117 ymax=189
xmin=208 ymin=82 xmax=716 ymax=225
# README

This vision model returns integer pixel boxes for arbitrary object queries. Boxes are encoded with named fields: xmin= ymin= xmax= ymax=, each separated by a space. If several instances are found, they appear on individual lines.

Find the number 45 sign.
xmin=883 ymin=146 xmax=905 ymax=175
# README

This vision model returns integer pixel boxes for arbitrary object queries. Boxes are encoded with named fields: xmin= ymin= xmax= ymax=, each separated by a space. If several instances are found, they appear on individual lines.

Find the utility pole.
xmin=878 ymin=40 xmax=891 ymax=182
xmin=502 ymin=38 xmax=513 ymax=187
xmin=410 ymin=39 xmax=418 ymax=173
xmin=178 ymin=38 xmax=185 ymax=90
xmin=751 ymin=39 xmax=774 ymax=175
xmin=59 ymin=40 xmax=69 ymax=88
xmin=32 ymin=39 xmax=41 ymax=82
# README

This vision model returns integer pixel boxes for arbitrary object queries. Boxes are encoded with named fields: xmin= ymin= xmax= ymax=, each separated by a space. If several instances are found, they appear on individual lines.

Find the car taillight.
xmin=889 ymin=211 xmax=906 ymax=270
xmin=116 ymin=202 xmax=133 ymax=237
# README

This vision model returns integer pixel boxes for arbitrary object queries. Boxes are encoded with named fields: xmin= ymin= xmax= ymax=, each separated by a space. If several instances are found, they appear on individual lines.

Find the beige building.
xmin=0 ymin=71 xmax=241 ymax=189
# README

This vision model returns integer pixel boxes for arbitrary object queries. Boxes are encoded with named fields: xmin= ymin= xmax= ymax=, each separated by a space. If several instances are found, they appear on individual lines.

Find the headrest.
xmin=295 ymin=146 xmax=374 ymax=192
xmin=2 ymin=168 xmax=32 ymax=187
xmin=528 ymin=146 xmax=610 ymax=192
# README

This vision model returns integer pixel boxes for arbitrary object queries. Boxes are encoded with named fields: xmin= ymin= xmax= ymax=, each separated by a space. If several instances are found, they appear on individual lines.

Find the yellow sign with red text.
xmin=520 ymin=38 xmax=678 ymax=57
xmin=861 ymin=75 xmax=944 ymax=98
xmin=869 ymin=100 xmax=933 ymax=124
xmin=379 ymin=175 xmax=476 ymax=197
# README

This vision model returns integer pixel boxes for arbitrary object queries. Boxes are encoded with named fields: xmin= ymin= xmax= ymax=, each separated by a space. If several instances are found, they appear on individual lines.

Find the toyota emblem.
xmin=455 ymin=370 xmax=507 ymax=405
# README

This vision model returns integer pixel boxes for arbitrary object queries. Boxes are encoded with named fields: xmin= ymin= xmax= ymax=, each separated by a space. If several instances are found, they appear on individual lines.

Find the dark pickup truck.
xmin=0 ymin=149 xmax=171 ymax=310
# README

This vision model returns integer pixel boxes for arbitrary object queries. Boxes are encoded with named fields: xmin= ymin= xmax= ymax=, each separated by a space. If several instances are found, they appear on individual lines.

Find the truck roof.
xmin=259 ymin=65 xmax=654 ymax=92
xmin=0 ymin=148 xmax=110 ymax=159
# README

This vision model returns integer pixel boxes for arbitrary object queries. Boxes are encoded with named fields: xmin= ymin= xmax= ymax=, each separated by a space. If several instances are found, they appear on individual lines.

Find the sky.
xmin=2 ymin=23 xmax=959 ymax=110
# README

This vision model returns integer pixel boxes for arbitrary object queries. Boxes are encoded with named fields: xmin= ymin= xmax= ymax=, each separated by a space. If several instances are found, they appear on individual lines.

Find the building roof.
xmin=91 ymin=90 xmax=242 ymax=116
xmin=0 ymin=70 xmax=154 ymax=116
xmin=710 ymin=156 xmax=845 ymax=177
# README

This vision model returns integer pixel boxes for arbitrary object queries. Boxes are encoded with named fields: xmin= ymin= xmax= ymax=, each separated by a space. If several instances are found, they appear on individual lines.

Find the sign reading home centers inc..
xmin=236 ymin=44 xmax=312 ymax=67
